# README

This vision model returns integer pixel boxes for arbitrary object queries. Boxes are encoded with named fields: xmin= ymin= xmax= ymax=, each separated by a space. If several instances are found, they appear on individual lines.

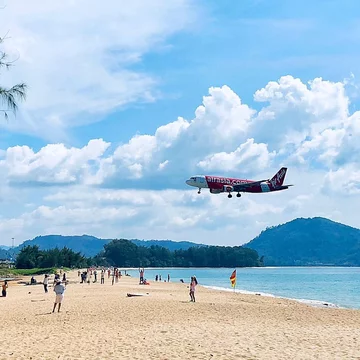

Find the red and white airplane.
xmin=185 ymin=167 xmax=293 ymax=198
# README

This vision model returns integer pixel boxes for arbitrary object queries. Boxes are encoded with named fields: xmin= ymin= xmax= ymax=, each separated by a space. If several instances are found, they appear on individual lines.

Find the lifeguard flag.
xmin=230 ymin=269 xmax=236 ymax=288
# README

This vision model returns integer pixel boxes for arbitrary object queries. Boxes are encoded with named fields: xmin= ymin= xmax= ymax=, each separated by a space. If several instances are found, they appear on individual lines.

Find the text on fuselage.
xmin=206 ymin=177 xmax=249 ymax=185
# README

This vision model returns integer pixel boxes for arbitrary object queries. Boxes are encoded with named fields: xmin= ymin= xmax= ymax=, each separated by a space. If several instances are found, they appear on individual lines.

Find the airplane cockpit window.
xmin=191 ymin=177 xmax=196 ymax=181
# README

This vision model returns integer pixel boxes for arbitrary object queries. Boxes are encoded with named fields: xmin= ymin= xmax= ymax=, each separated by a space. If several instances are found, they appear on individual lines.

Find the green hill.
xmin=244 ymin=217 xmax=360 ymax=266
xmin=8 ymin=235 xmax=205 ymax=258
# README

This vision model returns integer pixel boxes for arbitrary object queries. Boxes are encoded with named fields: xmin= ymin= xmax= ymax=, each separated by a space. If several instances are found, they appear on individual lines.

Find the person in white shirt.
xmin=52 ymin=279 xmax=66 ymax=313
xmin=43 ymin=274 xmax=49 ymax=293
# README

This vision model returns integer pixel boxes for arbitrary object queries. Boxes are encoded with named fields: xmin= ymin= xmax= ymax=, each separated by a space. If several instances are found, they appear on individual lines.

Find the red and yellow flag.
xmin=230 ymin=269 xmax=236 ymax=288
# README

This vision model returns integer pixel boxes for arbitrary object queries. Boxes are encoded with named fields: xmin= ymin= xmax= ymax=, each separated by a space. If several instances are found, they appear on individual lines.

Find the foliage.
xmin=0 ymin=267 xmax=58 ymax=277
xmin=15 ymin=245 xmax=90 ymax=269
xmin=94 ymin=239 xmax=262 ymax=268
xmin=0 ymin=31 xmax=27 ymax=119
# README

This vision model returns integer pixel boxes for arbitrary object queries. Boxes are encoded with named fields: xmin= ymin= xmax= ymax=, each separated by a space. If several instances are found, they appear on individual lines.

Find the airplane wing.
xmin=233 ymin=179 xmax=268 ymax=192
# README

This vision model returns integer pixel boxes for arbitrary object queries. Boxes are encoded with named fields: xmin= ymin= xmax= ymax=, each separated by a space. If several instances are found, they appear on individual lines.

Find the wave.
xmin=203 ymin=285 xmax=340 ymax=309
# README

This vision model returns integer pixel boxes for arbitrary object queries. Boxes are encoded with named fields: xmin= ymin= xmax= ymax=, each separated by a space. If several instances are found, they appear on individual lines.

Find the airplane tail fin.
xmin=270 ymin=167 xmax=287 ymax=188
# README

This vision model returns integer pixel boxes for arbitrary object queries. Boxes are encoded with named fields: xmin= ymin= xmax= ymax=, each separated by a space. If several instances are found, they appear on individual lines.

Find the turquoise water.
xmin=126 ymin=267 xmax=360 ymax=309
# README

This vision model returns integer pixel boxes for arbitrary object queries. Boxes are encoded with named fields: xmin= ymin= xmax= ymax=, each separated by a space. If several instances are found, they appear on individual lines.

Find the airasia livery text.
xmin=185 ymin=167 xmax=293 ymax=198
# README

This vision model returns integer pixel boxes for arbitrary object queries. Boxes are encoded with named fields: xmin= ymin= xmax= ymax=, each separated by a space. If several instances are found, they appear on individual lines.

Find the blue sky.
xmin=0 ymin=0 xmax=360 ymax=246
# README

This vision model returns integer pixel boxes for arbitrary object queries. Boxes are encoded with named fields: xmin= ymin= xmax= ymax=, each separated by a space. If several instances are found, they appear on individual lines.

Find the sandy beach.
xmin=1 ymin=270 xmax=359 ymax=360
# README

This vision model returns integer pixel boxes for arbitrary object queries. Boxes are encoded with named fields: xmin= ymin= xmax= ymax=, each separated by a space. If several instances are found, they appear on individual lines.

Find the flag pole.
xmin=234 ymin=268 xmax=236 ymax=293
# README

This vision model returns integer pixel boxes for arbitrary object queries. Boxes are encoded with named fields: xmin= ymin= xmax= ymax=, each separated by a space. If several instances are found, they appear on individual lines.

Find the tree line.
xmin=15 ymin=239 xmax=263 ymax=269
xmin=95 ymin=239 xmax=263 ymax=267
xmin=15 ymin=245 xmax=90 ymax=269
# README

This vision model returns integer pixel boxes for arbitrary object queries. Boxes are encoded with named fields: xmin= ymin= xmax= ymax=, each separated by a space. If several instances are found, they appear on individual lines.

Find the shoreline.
xmin=203 ymin=285 xmax=342 ymax=310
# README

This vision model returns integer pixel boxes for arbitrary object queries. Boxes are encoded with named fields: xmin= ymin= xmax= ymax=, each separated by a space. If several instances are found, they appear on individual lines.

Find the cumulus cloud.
xmin=197 ymin=138 xmax=275 ymax=172
xmin=1 ymin=75 xmax=359 ymax=190
xmin=0 ymin=0 xmax=197 ymax=139
xmin=0 ymin=75 xmax=360 ymax=245
xmin=0 ymin=139 xmax=112 ymax=185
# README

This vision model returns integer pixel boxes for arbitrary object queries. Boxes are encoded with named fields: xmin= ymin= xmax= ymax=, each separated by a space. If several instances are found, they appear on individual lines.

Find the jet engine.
xmin=210 ymin=188 xmax=222 ymax=194
xmin=223 ymin=185 xmax=234 ymax=193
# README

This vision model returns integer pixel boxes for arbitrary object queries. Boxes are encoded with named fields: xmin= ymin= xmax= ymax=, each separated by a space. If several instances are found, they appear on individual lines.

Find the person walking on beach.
xmin=43 ymin=274 xmax=49 ymax=293
xmin=52 ymin=279 xmax=66 ymax=313
xmin=167 ymin=274 xmax=170 ymax=282
xmin=189 ymin=276 xmax=198 ymax=302
xmin=2 ymin=280 xmax=8 ymax=297
xmin=101 ymin=270 xmax=105 ymax=284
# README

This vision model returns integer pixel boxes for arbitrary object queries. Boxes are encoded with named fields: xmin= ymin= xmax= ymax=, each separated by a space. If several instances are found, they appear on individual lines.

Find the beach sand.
xmin=1 ymin=271 xmax=359 ymax=360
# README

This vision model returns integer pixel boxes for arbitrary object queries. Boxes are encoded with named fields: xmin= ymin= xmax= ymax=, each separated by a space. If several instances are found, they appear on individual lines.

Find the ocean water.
xmin=126 ymin=267 xmax=360 ymax=309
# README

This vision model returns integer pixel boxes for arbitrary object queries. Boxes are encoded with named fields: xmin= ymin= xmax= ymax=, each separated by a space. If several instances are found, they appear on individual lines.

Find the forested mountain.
xmin=244 ymin=217 xmax=360 ymax=266
xmin=17 ymin=235 xmax=109 ymax=257
xmin=3 ymin=235 xmax=205 ymax=258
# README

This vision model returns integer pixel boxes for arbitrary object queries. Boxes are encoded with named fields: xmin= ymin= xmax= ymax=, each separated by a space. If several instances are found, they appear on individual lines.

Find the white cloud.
xmin=323 ymin=164 xmax=360 ymax=195
xmin=0 ymin=75 xmax=360 ymax=245
xmin=0 ymin=139 xmax=112 ymax=185
xmin=197 ymin=138 xmax=275 ymax=172
xmin=0 ymin=0 xmax=197 ymax=139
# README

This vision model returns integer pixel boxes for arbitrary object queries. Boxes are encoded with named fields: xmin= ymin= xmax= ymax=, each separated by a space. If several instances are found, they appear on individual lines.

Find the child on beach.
xmin=2 ymin=280 xmax=8 ymax=297
xmin=189 ymin=276 xmax=198 ymax=302
xmin=52 ymin=279 xmax=66 ymax=313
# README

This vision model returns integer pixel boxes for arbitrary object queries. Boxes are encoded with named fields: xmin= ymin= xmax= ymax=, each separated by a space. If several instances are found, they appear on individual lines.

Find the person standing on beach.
xmin=167 ymin=274 xmax=170 ymax=282
xmin=139 ymin=267 xmax=144 ymax=284
xmin=52 ymin=279 xmax=66 ymax=313
xmin=189 ymin=276 xmax=198 ymax=302
xmin=43 ymin=274 xmax=49 ymax=293
xmin=2 ymin=280 xmax=8 ymax=297
xmin=101 ymin=270 xmax=105 ymax=284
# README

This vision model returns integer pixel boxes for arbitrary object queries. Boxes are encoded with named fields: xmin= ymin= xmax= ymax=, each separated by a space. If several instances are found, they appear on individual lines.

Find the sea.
xmin=126 ymin=267 xmax=360 ymax=310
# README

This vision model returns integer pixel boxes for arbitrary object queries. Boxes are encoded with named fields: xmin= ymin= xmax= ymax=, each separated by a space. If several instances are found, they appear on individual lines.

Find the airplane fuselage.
xmin=185 ymin=167 xmax=292 ymax=198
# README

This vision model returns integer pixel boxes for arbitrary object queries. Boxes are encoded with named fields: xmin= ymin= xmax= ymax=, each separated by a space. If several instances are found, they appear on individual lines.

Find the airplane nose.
xmin=185 ymin=180 xmax=190 ymax=185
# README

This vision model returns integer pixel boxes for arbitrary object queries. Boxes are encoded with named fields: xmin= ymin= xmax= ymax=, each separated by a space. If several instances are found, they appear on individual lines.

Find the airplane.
xmin=185 ymin=167 xmax=293 ymax=198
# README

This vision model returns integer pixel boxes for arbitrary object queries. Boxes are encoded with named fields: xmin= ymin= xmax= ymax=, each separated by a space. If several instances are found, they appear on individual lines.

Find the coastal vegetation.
xmin=0 ymin=267 xmax=60 ymax=277
xmin=12 ymin=240 xmax=262 ymax=270
xmin=95 ymin=239 xmax=262 ymax=267
xmin=15 ymin=246 xmax=90 ymax=269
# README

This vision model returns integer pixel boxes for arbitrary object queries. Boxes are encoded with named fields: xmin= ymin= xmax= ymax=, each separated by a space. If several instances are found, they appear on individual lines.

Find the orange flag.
xmin=230 ymin=269 xmax=236 ymax=288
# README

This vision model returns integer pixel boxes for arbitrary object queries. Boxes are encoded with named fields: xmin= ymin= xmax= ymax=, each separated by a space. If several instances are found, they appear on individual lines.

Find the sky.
xmin=1 ymin=0 xmax=360 ymax=246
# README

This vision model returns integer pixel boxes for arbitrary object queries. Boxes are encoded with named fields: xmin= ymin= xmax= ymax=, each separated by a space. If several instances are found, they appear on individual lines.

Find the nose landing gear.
xmin=198 ymin=188 xmax=201 ymax=194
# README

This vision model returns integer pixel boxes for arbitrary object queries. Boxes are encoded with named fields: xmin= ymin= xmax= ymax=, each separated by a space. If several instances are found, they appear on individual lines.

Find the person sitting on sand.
xmin=189 ymin=276 xmax=198 ymax=302
xmin=2 ymin=280 xmax=8 ymax=297
xmin=52 ymin=279 xmax=66 ymax=313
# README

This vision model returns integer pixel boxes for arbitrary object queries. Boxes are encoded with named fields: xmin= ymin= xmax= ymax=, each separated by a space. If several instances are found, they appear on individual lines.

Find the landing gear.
xmin=227 ymin=192 xmax=241 ymax=198
xmin=198 ymin=188 xmax=201 ymax=194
